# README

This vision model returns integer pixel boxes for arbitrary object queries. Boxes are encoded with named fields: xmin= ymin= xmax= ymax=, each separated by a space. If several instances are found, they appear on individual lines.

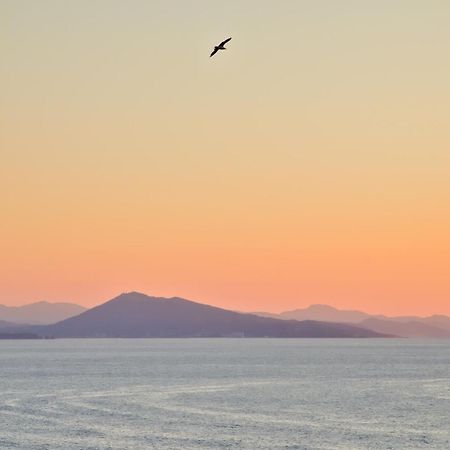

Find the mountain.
xmin=275 ymin=304 xmax=372 ymax=323
xmin=388 ymin=314 xmax=450 ymax=331
xmin=253 ymin=305 xmax=450 ymax=338
xmin=0 ymin=319 xmax=20 ymax=328
xmin=423 ymin=315 xmax=450 ymax=330
xmin=0 ymin=301 xmax=87 ymax=325
xmin=32 ymin=292 xmax=388 ymax=338
xmin=359 ymin=317 xmax=450 ymax=338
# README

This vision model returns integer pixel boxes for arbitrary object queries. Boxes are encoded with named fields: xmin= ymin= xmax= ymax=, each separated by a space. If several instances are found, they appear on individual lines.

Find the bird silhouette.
xmin=210 ymin=37 xmax=232 ymax=58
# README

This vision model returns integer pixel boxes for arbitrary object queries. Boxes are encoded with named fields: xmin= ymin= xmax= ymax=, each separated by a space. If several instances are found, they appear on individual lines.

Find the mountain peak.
xmin=279 ymin=304 xmax=371 ymax=323
xmin=109 ymin=292 xmax=177 ymax=305
xmin=306 ymin=304 xmax=339 ymax=312
xmin=114 ymin=291 xmax=153 ymax=300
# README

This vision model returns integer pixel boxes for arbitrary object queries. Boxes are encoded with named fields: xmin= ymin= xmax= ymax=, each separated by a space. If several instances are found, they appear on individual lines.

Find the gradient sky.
xmin=1 ymin=1 xmax=449 ymax=315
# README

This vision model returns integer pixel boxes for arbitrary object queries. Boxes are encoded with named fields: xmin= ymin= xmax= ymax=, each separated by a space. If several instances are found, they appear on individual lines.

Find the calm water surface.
xmin=0 ymin=339 xmax=449 ymax=449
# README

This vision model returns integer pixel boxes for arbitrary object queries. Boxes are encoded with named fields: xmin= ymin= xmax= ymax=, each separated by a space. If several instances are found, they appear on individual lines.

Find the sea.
xmin=0 ymin=339 xmax=449 ymax=449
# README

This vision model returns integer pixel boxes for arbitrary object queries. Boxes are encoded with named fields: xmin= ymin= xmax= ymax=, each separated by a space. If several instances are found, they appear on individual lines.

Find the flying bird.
xmin=210 ymin=37 xmax=232 ymax=58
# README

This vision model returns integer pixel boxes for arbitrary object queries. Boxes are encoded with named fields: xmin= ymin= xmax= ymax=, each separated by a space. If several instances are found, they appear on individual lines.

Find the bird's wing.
xmin=210 ymin=47 xmax=219 ymax=57
xmin=220 ymin=37 xmax=232 ymax=46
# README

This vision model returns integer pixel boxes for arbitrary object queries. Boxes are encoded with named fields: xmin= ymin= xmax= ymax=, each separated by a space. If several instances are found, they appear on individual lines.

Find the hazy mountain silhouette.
xmin=0 ymin=319 xmax=21 ymax=328
xmin=253 ymin=304 xmax=450 ymax=338
xmin=33 ymin=292 xmax=388 ymax=338
xmin=359 ymin=317 xmax=450 ymax=338
xmin=278 ymin=304 xmax=371 ymax=323
xmin=0 ymin=301 xmax=87 ymax=325
xmin=423 ymin=315 xmax=450 ymax=330
xmin=385 ymin=314 xmax=450 ymax=331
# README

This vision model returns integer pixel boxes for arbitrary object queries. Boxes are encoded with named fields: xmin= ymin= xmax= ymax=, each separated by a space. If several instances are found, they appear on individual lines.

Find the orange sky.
xmin=1 ymin=1 xmax=449 ymax=315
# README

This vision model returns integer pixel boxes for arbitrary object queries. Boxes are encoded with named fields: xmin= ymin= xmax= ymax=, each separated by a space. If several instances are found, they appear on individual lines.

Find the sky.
xmin=1 ymin=0 xmax=449 ymax=315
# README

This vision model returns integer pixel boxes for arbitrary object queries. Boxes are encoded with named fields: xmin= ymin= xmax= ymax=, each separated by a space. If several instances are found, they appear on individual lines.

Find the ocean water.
xmin=0 ymin=339 xmax=449 ymax=449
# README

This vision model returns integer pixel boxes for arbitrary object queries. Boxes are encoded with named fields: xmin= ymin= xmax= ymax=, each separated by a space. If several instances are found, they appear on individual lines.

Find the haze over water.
xmin=1 ymin=339 xmax=449 ymax=449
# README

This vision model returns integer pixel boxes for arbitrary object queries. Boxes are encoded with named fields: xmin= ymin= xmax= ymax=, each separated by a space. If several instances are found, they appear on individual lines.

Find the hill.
xmin=0 ymin=301 xmax=87 ymax=325
xmin=278 ymin=304 xmax=372 ymax=323
xmin=0 ymin=319 xmax=21 ymax=328
xmin=359 ymin=317 xmax=450 ymax=338
xmin=253 ymin=305 xmax=450 ymax=338
xmin=34 ymin=292 xmax=388 ymax=338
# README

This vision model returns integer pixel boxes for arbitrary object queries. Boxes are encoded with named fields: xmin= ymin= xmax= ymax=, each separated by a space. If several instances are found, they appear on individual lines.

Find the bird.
xmin=210 ymin=37 xmax=232 ymax=58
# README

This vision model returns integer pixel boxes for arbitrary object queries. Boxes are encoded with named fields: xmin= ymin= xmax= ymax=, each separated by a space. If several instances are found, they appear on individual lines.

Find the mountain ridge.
xmin=26 ymin=292 xmax=389 ymax=338
xmin=0 ymin=301 xmax=87 ymax=325
xmin=359 ymin=317 xmax=450 ymax=338
xmin=252 ymin=304 xmax=450 ymax=338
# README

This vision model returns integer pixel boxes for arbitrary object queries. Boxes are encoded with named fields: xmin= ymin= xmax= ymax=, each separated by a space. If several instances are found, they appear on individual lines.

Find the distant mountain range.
xmin=256 ymin=304 xmax=372 ymax=323
xmin=0 ymin=301 xmax=87 ymax=325
xmin=2 ymin=293 xmax=387 ymax=338
xmin=1 ymin=295 xmax=449 ymax=339
xmin=253 ymin=304 xmax=450 ymax=338
xmin=358 ymin=317 xmax=450 ymax=338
